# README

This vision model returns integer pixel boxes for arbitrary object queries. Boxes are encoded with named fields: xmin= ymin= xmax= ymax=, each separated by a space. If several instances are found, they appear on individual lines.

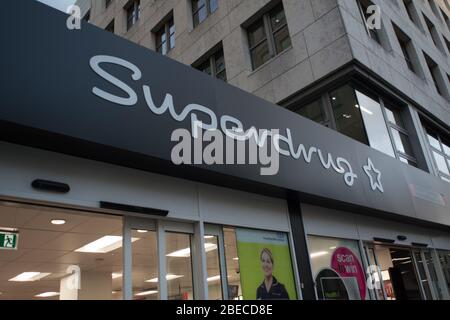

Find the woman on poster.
xmin=256 ymin=248 xmax=290 ymax=300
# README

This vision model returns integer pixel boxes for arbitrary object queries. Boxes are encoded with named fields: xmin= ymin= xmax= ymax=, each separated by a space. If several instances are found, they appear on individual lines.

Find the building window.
xmin=444 ymin=37 xmax=450 ymax=55
xmin=247 ymin=3 xmax=291 ymax=70
xmin=194 ymin=47 xmax=227 ymax=81
xmin=423 ymin=14 xmax=445 ymax=52
xmin=125 ymin=0 xmax=140 ymax=31
xmin=83 ymin=10 xmax=90 ymax=22
xmin=357 ymin=0 xmax=381 ymax=44
xmin=423 ymin=52 xmax=446 ymax=96
xmin=424 ymin=126 xmax=450 ymax=182
xmin=105 ymin=0 xmax=112 ymax=9
xmin=393 ymin=24 xmax=418 ymax=74
xmin=402 ymin=0 xmax=423 ymax=31
xmin=328 ymin=84 xmax=420 ymax=165
xmin=440 ymin=7 xmax=450 ymax=29
xmin=427 ymin=0 xmax=442 ymax=21
xmin=155 ymin=17 xmax=175 ymax=56
xmin=294 ymin=98 xmax=328 ymax=126
xmin=192 ymin=0 xmax=218 ymax=27
xmin=384 ymin=105 xmax=417 ymax=166
xmin=105 ymin=20 xmax=114 ymax=33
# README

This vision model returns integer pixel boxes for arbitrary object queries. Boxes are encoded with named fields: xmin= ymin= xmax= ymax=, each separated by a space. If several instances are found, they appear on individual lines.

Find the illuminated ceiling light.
xmin=342 ymin=114 xmax=352 ymax=119
xmin=381 ymin=270 xmax=390 ymax=281
xmin=166 ymin=243 xmax=217 ymax=258
xmin=233 ymin=257 xmax=239 ymax=261
xmin=112 ymin=272 xmax=122 ymax=279
xmin=360 ymin=106 xmax=374 ymax=115
xmin=310 ymin=251 xmax=328 ymax=259
xmin=145 ymin=274 xmax=184 ymax=283
xmin=51 ymin=219 xmax=66 ymax=225
xmin=329 ymin=246 xmax=337 ymax=250
xmin=136 ymin=230 xmax=148 ymax=233
xmin=134 ymin=290 xmax=158 ymax=297
xmin=75 ymin=236 xmax=139 ymax=253
xmin=9 ymin=272 xmax=51 ymax=282
xmin=332 ymin=97 xmax=337 ymax=100
xmin=35 ymin=292 xmax=59 ymax=298
xmin=0 ymin=227 xmax=18 ymax=232
xmin=207 ymin=275 xmax=221 ymax=282
xmin=204 ymin=235 xmax=215 ymax=239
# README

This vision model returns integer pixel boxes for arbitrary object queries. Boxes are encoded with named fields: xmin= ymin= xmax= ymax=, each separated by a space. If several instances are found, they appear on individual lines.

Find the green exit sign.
xmin=0 ymin=232 xmax=19 ymax=250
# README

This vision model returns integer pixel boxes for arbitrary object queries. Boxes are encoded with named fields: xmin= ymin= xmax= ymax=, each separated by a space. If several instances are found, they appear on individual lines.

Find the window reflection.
xmin=205 ymin=235 xmax=222 ymax=300
xmin=223 ymin=228 xmax=242 ymax=300
xmin=355 ymin=90 xmax=395 ymax=158
xmin=132 ymin=229 xmax=158 ymax=300
xmin=330 ymin=85 xmax=368 ymax=144
xmin=165 ymin=232 xmax=194 ymax=300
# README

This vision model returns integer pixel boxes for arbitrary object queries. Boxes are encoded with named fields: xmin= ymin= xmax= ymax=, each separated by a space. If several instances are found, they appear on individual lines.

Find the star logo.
xmin=363 ymin=158 xmax=384 ymax=193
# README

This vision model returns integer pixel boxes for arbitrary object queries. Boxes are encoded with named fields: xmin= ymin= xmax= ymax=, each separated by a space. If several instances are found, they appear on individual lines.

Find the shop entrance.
xmin=122 ymin=216 xmax=195 ymax=300
xmin=364 ymin=244 xmax=441 ymax=300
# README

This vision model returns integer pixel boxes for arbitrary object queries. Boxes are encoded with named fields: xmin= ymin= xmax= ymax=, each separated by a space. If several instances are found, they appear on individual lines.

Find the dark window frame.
xmin=423 ymin=125 xmax=450 ymax=182
xmin=83 ymin=10 xmax=90 ymax=22
xmin=247 ymin=3 xmax=292 ymax=70
xmin=155 ymin=16 xmax=175 ymax=56
xmin=105 ymin=19 xmax=115 ymax=33
xmin=392 ymin=24 xmax=417 ymax=74
xmin=423 ymin=52 xmax=445 ymax=96
xmin=105 ymin=0 xmax=113 ymax=9
xmin=125 ymin=0 xmax=140 ymax=31
xmin=192 ymin=0 xmax=218 ymax=28
xmin=194 ymin=46 xmax=227 ymax=82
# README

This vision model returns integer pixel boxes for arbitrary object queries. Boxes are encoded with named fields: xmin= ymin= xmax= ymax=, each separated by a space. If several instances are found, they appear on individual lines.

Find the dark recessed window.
xmin=192 ymin=0 xmax=218 ymax=27
xmin=424 ymin=126 xmax=450 ymax=182
xmin=357 ymin=0 xmax=381 ymax=44
xmin=247 ymin=3 xmax=291 ymax=70
xmin=423 ymin=14 xmax=445 ymax=52
xmin=294 ymin=99 xmax=327 ymax=125
xmin=105 ymin=20 xmax=114 ymax=33
xmin=194 ymin=47 xmax=227 ymax=82
xmin=125 ymin=0 xmax=140 ymax=31
xmin=155 ymin=16 xmax=175 ymax=56
xmin=106 ymin=0 xmax=112 ymax=9
xmin=393 ymin=24 xmax=417 ymax=73
xmin=83 ymin=10 xmax=90 ymax=22
xmin=444 ymin=37 xmax=450 ymax=55
xmin=423 ymin=52 xmax=446 ymax=96
xmin=440 ymin=7 xmax=450 ymax=30
xmin=402 ymin=0 xmax=423 ymax=31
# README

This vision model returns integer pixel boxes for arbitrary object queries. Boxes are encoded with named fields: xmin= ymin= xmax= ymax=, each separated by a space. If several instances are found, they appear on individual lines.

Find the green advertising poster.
xmin=235 ymin=228 xmax=297 ymax=300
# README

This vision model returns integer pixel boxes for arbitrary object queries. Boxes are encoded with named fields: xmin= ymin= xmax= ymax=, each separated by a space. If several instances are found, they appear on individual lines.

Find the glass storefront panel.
xmin=0 ymin=201 xmax=123 ymax=300
xmin=204 ymin=235 xmax=222 ymax=300
xmin=131 ymin=229 xmax=158 ymax=300
xmin=308 ymin=235 xmax=367 ymax=300
xmin=413 ymin=250 xmax=433 ymax=299
xmin=438 ymin=250 xmax=450 ymax=293
xmin=165 ymin=232 xmax=194 ymax=300
xmin=423 ymin=251 xmax=444 ymax=300
xmin=223 ymin=228 xmax=242 ymax=300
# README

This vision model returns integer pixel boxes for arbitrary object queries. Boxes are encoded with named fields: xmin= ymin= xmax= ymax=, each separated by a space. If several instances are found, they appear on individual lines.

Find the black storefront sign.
xmin=0 ymin=1 xmax=449 ymax=227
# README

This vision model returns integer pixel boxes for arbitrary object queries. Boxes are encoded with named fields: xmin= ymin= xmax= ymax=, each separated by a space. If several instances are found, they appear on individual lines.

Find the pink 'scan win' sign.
xmin=331 ymin=247 xmax=366 ymax=300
